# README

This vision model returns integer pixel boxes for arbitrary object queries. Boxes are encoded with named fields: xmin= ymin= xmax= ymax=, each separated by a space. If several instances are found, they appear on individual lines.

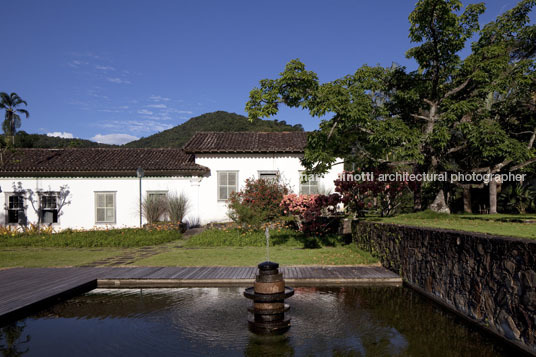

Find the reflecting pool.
xmin=0 ymin=286 xmax=513 ymax=356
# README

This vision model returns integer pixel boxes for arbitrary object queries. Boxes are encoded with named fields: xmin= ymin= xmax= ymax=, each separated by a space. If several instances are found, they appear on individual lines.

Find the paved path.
xmin=0 ymin=265 xmax=400 ymax=325
xmin=82 ymin=227 xmax=206 ymax=267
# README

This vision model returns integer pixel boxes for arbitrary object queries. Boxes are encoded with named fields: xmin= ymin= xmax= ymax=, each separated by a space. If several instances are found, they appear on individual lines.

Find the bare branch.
xmin=327 ymin=120 xmax=338 ymax=140
xmin=511 ymin=131 xmax=534 ymax=136
xmin=385 ymin=160 xmax=417 ymax=167
xmin=528 ymin=129 xmax=536 ymax=149
xmin=411 ymin=114 xmax=433 ymax=121
xmin=447 ymin=144 xmax=467 ymax=154
xmin=423 ymin=98 xmax=435 ymax=107
xmin=510 ymin=157 xmax=536 ymax=171
xmin=473 ymin=159 xmax=512 ymax=173
xmin=444 ymin=78 xmax=470 ymax=99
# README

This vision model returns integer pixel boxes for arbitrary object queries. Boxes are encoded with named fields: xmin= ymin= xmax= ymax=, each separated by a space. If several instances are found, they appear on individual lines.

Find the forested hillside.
xmin=13 ymin=131 xmax=111 ymax=148
xmin=124 ymin=111 xmax=303 ymax=148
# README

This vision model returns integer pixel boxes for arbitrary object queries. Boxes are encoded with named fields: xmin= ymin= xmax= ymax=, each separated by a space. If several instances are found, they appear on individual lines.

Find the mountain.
xmin=13 ymin=131 xmax=112 ymax=148
xmin=124 ymin=111 xmax=304 ymax=148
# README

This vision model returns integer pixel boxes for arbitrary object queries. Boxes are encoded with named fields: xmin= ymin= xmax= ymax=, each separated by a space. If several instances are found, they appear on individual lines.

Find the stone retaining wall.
xmin=352 ymin=220 xmax=536 ymax=353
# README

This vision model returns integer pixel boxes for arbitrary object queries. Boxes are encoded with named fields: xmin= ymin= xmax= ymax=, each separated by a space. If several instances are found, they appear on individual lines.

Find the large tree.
xmin=245 ymin=0 xmax=535 ymax=214
xmin=0 ymin=92 xmax=30 ymax=147
xmin=246 ymin=0 xmax=486 ymax=212
xmin=444 ymin=0 xmax=536 ymax=213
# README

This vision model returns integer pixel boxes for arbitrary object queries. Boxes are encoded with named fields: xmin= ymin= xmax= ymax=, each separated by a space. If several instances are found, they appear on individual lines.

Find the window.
xmin=218 ymin=171 xmax=238 ymax=200
xmin=95 ymin=192 xmax=116 ymax=223
xmin=147 ymin=191 xmax=168 ymax=221
xmin=299 ymin=172 xmax=319 ymax=195
xmin=6 ymin=195 xmax=25 ymax=224
xmin=258 ymin=171 xmax=279 ymax=183
xmin=40 ymin=193 xmax=58 ymax=224
xmin=148 ymin=191 xmax=167 ymax=200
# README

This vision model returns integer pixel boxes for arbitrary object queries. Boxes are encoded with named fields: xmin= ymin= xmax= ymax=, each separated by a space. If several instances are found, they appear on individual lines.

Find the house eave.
xmin=184 ymin=150 xmax=304 ymax=154
xmin=0 ymin=168 xmax=210 ymax=178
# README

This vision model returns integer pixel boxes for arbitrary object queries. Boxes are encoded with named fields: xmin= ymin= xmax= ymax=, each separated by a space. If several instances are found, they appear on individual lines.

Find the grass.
xmin=185 ymin=227 xmax=343 ymax=248
xmin=0 ymin=228 xmax=182 ymax=248
xmin=133 ymin=245 xmax=378 ymax=266
xmin=0 ymin=226 xmax=378 ymax=268
xmin=371 ymin=211 xmax=536 ymax=239
xmin=134 ymin=227 xmax=376 ymax=266
xmin=0 ymin=247 xmax=125 ymax=268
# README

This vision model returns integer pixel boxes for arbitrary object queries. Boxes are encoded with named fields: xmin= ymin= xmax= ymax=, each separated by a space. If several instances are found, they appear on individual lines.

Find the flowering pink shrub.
xmin=280 ymin=193 xmax=341 ymax=236
xmin=280 ymin=194 xmax=318 ymax=215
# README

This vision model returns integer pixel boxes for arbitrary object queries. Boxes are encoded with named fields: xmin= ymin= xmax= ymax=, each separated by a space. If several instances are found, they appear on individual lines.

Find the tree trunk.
xmin=413 ymin=166 xmax=422 ymax=211
xmin=463 ymin=187 xmax=472 ymax=213
xmin=429 ymin=189 xmax=450 ymax=214
xmin=489 ymin=179 xmax=497 ymax=214
xmin=413 ymin=184 xmax=422 ymax=211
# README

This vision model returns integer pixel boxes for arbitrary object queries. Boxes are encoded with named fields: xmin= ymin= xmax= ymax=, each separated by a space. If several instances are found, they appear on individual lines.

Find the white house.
xmin=0 ymin=132 xmax=342 ymax=229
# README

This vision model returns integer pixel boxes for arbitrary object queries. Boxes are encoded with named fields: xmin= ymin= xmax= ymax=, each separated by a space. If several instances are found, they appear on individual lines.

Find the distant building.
xmin=0 ymin=132 xmax=341 ymax=229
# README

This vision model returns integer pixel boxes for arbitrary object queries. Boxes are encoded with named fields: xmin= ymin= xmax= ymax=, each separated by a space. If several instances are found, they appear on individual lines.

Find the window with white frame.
xmin=148 ymin=191 xmax=167 ymax=200
xmin=258 ymin=171 xmax=279 ymax=183
xmin=95 ymin=192 xmax=116 ymax=223
xmin=147 ymin=191 xmax=168 ymax=221
xmin=218 ymin=171 xmax=238 ymax=200
xmin=6 ymin=194 xmax=25 ymax=224
xmin=299 ymin=172 xmax=319 ymax=195
xmin=40 ymin=193 xmax=59 ymax=224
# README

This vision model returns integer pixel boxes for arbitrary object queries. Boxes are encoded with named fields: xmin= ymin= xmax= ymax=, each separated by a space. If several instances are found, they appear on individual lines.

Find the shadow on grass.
xmin=271 ymin=231 xmax=350 ymax=249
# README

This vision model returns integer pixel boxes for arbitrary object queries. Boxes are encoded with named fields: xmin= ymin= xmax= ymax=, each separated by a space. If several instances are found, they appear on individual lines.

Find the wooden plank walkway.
xmin=0 ymin=266 xmax=401 ymax=325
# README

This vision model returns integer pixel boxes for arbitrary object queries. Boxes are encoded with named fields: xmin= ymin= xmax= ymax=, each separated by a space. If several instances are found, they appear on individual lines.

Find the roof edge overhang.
xmin=185 ymin=150 xmax=305 ymax=154
xmin=0 ymin=168 xmax=210 ymax=178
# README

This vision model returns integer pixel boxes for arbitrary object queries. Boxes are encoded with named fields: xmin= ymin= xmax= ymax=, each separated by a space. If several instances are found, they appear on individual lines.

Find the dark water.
xmin=0 ymin=286 xmax=514 ymax=356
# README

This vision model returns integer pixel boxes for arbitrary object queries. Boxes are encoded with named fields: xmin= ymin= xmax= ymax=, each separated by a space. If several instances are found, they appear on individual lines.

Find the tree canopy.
xmin=0 ymin=92 xmax=29 ymax=147
xmin=246 ymin=0 xmax=536 ymax=213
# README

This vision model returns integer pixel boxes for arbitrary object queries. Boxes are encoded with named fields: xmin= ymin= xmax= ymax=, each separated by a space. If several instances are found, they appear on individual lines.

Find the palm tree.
xmin=0 ymin=92 xmax=30 ymax=147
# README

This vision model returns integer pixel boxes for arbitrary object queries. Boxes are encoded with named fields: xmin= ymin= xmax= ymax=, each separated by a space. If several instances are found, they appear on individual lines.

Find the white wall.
xmin=0 ymin=176 xmax=195 ymax=230
xmin=0 ymin=153 xmax=343 ymax=229
xmin=195 ymin=153 xmax=342 ymax=224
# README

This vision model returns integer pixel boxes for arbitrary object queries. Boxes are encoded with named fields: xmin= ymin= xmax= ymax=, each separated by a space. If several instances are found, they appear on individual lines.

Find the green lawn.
xmin=133 ymin=245 xmax=377 ymax=266
xmin=185 ymin=227 xmax=342 ymax=248
xmin=0 ymin=227 xmax=377 ymax=268
xmin=135 ymin=227 xmax=376 ymax=266
xmin=0 ymin=247 xmax=126 ymax=268
xmin=372 ymin=211 xmax=536 ymax=239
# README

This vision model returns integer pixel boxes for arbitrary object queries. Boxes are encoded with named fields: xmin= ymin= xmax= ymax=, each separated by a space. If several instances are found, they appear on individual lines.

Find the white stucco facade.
xmin=0 ymin=153 xmax=342 ymax=229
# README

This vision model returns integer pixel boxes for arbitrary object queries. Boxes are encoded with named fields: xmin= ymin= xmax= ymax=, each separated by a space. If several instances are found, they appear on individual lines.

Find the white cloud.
xmin=68 ymin=60 xmax=88 ymax=68
xmin=97 ymin=120 xmax=173 ymax=133
xmin=91 ymin=133 xmax=139 ymax=145
xmin=47 ymin=132 xmax=74 ymax=139
xmin=95 ymin=65 xmax=115 ymax=71
xmin=107 ymin=77 xmax=131 ymax=84
xmin=149 ymin=95 xmax=170 ymax=102
xmin=146 ymin=104 xmax=167 ymax=109
xmin=171 ymin=109 xmax=193 ymax=114
xmin=137 ymin=109 xmax=153 ymax=115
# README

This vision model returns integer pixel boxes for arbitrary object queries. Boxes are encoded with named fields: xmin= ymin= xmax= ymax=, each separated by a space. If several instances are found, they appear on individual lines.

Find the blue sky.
xmin=0 ymin=0 xmax=527 ymax=144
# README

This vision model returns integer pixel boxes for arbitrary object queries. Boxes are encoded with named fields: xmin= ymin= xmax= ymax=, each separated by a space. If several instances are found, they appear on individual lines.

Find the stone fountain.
xmin=244 ymin=261 xmax=294 ymax=334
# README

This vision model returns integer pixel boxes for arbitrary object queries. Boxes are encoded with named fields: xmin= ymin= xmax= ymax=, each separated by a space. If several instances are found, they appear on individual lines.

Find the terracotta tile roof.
xmin=0 ymin=148 xmax=208 ymax=177
xmin=183 ymin=132 xmax=308 ymax=153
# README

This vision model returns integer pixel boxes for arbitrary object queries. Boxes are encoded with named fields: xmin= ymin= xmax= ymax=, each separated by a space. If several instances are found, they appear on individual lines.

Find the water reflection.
xmin=2 ymin=287 xmax=513 ymax=356
xmin=0 ymin=322 xmax=30 ymax=357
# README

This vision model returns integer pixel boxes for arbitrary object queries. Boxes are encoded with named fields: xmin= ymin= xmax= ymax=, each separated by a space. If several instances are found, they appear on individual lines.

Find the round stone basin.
xmin=243 ymin=287 xmax=294 ymax=301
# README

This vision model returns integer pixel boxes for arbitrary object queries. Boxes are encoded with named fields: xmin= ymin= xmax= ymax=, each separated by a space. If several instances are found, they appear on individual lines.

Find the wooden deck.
xmin=0 ymin=266 xmax=401 ymax=325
